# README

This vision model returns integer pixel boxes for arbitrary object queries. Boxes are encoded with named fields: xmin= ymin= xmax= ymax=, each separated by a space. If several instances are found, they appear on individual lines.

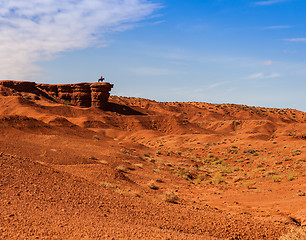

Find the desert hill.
xmin=0 ymin=81 xmax=305 ymax=239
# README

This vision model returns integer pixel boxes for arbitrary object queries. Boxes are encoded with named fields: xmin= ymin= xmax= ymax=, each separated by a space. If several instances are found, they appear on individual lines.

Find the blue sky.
xmin=1 ymin=0 xmax=306 ymax=111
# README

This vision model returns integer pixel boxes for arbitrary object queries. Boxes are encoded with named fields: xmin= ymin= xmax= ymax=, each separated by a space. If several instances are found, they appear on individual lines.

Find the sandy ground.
xmin=0 ymin=90 xmax=305 ymax=239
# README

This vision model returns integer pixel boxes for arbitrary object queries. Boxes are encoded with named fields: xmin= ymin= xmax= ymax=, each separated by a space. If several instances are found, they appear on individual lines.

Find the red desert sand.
xmin=0 ymin=80 xmax=305 ymax=239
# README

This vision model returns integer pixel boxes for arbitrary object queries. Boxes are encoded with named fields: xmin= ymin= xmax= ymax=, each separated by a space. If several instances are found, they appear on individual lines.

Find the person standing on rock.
xmin=98 ymin=76 xmax=105 ymax=82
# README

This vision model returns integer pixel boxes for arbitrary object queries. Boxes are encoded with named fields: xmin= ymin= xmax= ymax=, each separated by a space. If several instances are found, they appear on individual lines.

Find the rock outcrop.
xmin=0 ymin=80 xmax=113 ymax=108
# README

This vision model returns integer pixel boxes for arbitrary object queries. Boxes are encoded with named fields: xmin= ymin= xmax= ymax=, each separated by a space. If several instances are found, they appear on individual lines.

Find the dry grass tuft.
xmin=279 ymin=226 xmax=306 ymax=240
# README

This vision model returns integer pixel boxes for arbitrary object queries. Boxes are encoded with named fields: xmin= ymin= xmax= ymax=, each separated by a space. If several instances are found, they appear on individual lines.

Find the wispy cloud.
xmin=264 ymin=25 xmax=291 ymax=30
xmin=246 ymin=72 xmax=281 ymax=79
xmin=284 ymin=38 xmax=306 ymax=42
xmin=0 ymin=0 xmax=159 ymax=80
xmin=255 ymin=0 xmax=288 ymax=6
xmin=207 ymin=81 xmax=229 ymax=89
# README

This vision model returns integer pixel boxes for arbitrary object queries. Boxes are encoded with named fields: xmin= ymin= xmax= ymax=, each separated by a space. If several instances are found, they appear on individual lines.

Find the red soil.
xmin=0 ymin=81 xmax=305 ymax=239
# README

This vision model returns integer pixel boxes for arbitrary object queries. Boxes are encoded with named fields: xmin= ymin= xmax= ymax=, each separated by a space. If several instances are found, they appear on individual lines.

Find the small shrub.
xmin=292 ymin=150 xmax=302 ymax=156
xmin=212 ymin=159 xmax=223 ymax=165
xmin=228 ymin=146 xmax=238 ymax=154
xmin=287 ymin=172 xmax=296 ymax=181
xmin=264 ymin=170 xmax=276 ymax=177
xmin=182 ymin=172 xmax=193 ymax=180
xmin=167 ymin=150 xmax=173 ymax=156
xmin=244 ymin=149 xmax=256 ymax=154
xmin=213 ymin=172 xmax=226 ymax=184
xmin=272 ymin=175 xmax=282 ymax=182
xmin=195 ymin=174 xmax=207 ymax=184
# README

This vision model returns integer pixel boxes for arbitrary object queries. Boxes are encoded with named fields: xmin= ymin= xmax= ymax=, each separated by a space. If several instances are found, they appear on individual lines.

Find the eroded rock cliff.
xmin=0 ymin=80 xmax=113 ymax=108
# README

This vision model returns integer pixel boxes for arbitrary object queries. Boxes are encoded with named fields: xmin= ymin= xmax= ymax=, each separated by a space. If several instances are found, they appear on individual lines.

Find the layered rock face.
xmin=0 ymin=81 xmax=113 ymax=108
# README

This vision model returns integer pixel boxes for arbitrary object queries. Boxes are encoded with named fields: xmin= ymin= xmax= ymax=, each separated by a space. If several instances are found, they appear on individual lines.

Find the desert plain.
xmin=0 ymin=81 xmax=305 ymax=239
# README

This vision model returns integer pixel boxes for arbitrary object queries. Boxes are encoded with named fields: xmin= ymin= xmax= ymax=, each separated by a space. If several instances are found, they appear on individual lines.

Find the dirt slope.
xmin=0 ymin=83 xmax=305 ymax=239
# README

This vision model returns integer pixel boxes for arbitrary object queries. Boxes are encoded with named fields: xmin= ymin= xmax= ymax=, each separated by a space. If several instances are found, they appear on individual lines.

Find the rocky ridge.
xmin=0 ymin=80 xmax=113 ymax=108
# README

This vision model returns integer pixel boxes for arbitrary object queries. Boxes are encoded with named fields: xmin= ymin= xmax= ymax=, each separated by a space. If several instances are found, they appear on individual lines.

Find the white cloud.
xmin=255 ymin=0 xmax=288 ymax=6
xmin=246 ymin=72 xmax=281 ymax=79
xmin=0 ymin=0 xmax=159 ymax=80
xmin=284 ymin=38 xmax=306 ymax=42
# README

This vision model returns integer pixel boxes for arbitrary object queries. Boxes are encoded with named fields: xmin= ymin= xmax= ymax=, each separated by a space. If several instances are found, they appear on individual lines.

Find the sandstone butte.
xmin=0 ymin=80 xmax=305 ymax=239
xmin=0 ymin=80 xmax=113 ymax=108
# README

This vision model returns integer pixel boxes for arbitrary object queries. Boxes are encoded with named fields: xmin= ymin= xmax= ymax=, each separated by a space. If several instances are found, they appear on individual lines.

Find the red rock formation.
xmin=0 ymin=81 xmax=37 ymax=95
xmin=0 ymin=80 xmax=113 ymax=108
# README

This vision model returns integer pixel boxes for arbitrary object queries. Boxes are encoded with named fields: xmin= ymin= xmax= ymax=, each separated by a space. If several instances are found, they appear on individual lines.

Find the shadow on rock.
xmin=102 ymin=102 xmax=146 ymax=115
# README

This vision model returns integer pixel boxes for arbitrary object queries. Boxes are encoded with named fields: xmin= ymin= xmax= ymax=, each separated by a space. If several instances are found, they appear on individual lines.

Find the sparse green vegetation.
xmin=272 ymin=175 xmax=282 ymax=182
xmin=228 ymin=146 xmax=238 ymax=154
xmin=287 ymin=172 xmax=296 ymax=181
xmin=195 ymin=174 xmax=207 ymax=184
xmin=213 ymin=172 xmax=226 ymax=184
